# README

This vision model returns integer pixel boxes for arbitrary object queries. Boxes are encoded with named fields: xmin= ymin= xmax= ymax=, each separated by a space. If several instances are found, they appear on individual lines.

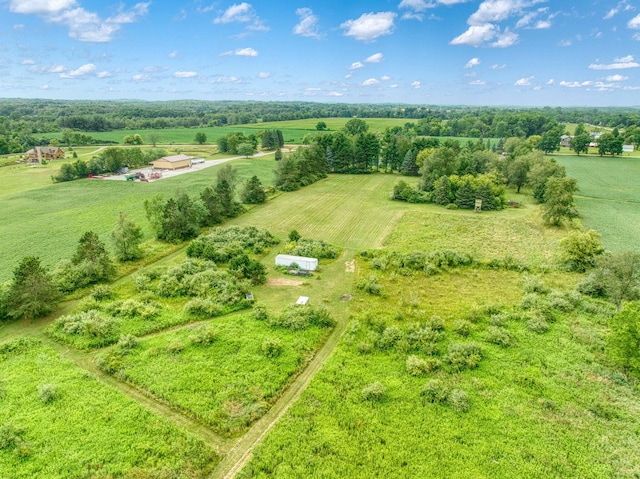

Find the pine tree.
xmin=455 ymin=180 xmax=476 ymax=209
xmin=6 ymin=256 xmax=60 ymax=320
xmin=241 ymin=175 xmax=267 ymax=204
xmin=400 ymin=149 xmax=419 ymax=176
xmin=433 ymin=176 xmax=452 ymax=205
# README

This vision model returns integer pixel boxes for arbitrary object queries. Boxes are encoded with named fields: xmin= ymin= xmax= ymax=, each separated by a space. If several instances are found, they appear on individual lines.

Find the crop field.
xmin=0 ymin=337 xmax=217 ymax=479
xmin=556 ymin=154 xmax=640 ymax=252
xmin=239 ymin=259 xmax=640 ymax=479
xmin=96 ymin=311 xmax=331 ymax=437
xmin=0 ymin=154 xmax=275 ymax=282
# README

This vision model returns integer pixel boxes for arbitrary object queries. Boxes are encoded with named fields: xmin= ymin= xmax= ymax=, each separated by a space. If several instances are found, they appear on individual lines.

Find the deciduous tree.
xmin=111 ymin=212 xmax=144 ymax=261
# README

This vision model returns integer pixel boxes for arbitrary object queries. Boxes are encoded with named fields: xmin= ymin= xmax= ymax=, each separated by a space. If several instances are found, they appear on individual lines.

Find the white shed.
xmin=275 ymin=254 xmax=318 ymax=271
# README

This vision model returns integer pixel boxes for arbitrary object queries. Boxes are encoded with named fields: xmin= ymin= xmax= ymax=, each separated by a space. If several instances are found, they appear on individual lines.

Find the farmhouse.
xmin=275 ymin=254 xmax=318 ymax=271
xmin=149 ymin=154 xmax=193 ymax=170
xmin=560 ymin=135 xmax=573 ymax=148
xmin=25 ymin=146 xmax=65 ymax=163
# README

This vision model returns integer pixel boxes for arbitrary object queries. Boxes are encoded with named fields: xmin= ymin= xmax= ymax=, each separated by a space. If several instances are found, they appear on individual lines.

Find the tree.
xmin=558 ymin=229 xmax=604 ymax=272
xmin=433 ymin=175 xmax=452 ymax=205
xmin=194 ymin=132 xmax=207 ymax=144
xmin=507 ymin=157 xmax=530 ymax=193
xmin=316 ymin=121 xmax=327 ymax=131
xmin=274 ymin=148 xmax=283 ymax=161
xmin=536 ymin=129 xmax=561 ymax=154
xmin=111 ymin=212 xmax=144 ymax=261
xmin=6 ymin=256 xmax=60 ymax=320
xmin=400 ymin=149 xmax=419 ymax=176
xmin=72 ymin=231 xmax=115 ymax=283
xmin=455 ymin=180 xmax=476 ymax=209
xmin=343 ymin=118 xmax=368 ymax=136
xmin=569 ymin=133 xmax=590 ymax=156
xmin=159 ymin=193 xmax=203 ymax=243
xmin=148 ymin=133 xmax=161 ymax=147
xmin=574 ymin=122 xmax=586 ymax=136
xmin=607 ymin=301 xmax=640 ymax=375
xmin=237 ymin=143 xmax=254 ymax=157
xmin=541 ymin=177 xmax=579 ymax=226
xmin=597 ymin=133 xmax=624 ymax=156
xmin=241 ymin=175 xmax=267 ymax=204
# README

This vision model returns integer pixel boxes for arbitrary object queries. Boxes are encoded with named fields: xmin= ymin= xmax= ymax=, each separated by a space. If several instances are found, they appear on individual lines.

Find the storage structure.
xmin=275 ymin=254 xmax=318 ymax=271
xmin=149 ymin=154 xmax=193 ymax=170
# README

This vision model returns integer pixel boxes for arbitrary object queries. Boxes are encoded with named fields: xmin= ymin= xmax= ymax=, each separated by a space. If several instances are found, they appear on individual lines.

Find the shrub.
xmin=527 ymin=315 xmax=550 ymax=334
xmin=377 ymin=326 xmax=404 ymax=350
xmin=357 ymin=342 xmax=373 ymax=354
xmin=107 ymin=299 xmax=161 ymax=319
xmin=485 ymin=326 xmax=513 ymax=347
xmin=0 ymin=423 xmax=26 ymax=451
xmin=357 ymin=275 xmax=383 ymax=295
xmin=558 ymin=229 xmax=604 ymax=272
xmin=117 ymin=334 xmax=140 ymax=350
xmin=520 ymin=293 xmax=542 ymax=310
xmin=91 ymin=285 xmax=114 ymax=301
xmin=261 ymin=338 xmax=283 ymax=358
xmin=453 ymin=320 xmax=472 ymax=337
xmin=183 ymin=298 xmax=223 ymax=318
xmin=421 ymin=379 xmax=449 ymax=404
xmin=37 ymin=384 xmax=57 ymax=403
xmin=448 ymin=389 xmax=470 ymax=412
xmin=361 ymin=381 xmax=387 ymax=401
xmin=253 ymin=305 xmax=268 ymax=321
xmin=444 ymin=342 xmax=483 ymax=371
xmin=165 ymin=340 xmax=186 ymax=354
xmin=286 ymin=238 xmax=339 ymax=259
xmin=547 ymin=291 xmax=575 ymax=312
xmin=268 ymin=305 xmax=335 ymax=331
xmin=489 ymin=313 xmax=509 ymax=327
xmin=133 ymin=273 xmax=151 ymax=292
xmin=522 ymin=275 xmax=549 ymax=294
xmin=53 ymin=310 xmax=118 ymax=344
xmin=406 ymin=355 xmax=441 ymax=375
xmin=189 ymin=326 xmax=218 ymax=346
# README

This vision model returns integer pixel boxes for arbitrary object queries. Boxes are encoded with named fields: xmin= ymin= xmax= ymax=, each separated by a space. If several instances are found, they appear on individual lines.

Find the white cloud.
xmin=559 ymin=39 xmax=572 ymax=46
xmin=341 ymin=12 xmax=396 ymax=42
xmin=220 ymin=47 xmax=258 ymax=57
xmin=30 ymin=64 xmax=66 ymax=74
xmin=450 ymin=23 xmax=496 ymax=46
xmin=589 ymin=55 xmax=640 ymax=70
xmin=293 ymin=7 xmax=322 ymax=39
xmin=349 ymin=62 xmax=365 ymax=70
xmin=546 ymin=78 xmax=554 ymax=84
xmin=628 ymin=14 xmax=640 ymax=29
xmin=606 ymin=74 xmax=628 ymax=81
xmin=259 ymin=71 xmax=271 ymax=79
xmin=490 ymin=64 xmax=506 ymax=69
xmin=96 ymin=71 xmax=111 ymax=78
xmin=468 ymin=0 xmax=530 ymax=26
xmin=59 ymin=63 xmax=95 ymax=78
xmin=469 ymin=79 xmax=486 ymax=85
xmin=344 ymin=72 xmax=354 ymax=79
xmin=411 ymin=81 xmax=421 ymax=88
xmin=328 ymin=91 xmax=343 ymax=96
xmin=361 ymin=78 xmax=380 ymax=86
xmin=381 ymin=75 xmax=391 ymax=81
xmin=132 ymin=74 xmax=152 ymax=82
xmin=11 ymin=1 xmax=150 ymax=43
xmin=13 ymin=24 xmax=24 ymax=30
xmin=168 ymin=50 xmax=179 ymax=58
xmin=465 ymin=57 xmax=481 ymax=68
xmin=491 ymin=29 xmax=518 ymax=47
xmin=398 ymin=0 xmax=430 ymax=12
xmin=213 ymin=76 xmax=240 ymax=83
xmin=559 ymin=80 xmax=593 ymax=88
xmin=213 ymin=2 xmax=268 ymax=32
xmin=365 ymin=52 xmax=384 ymax=63
xmin=174 ymin=71 xmax=197 ymax=78
xmin=21 ymin=59 xmax=35 ymax=65
xmin=389 ymin=84 xmax=399 ymax=88
xmin=514 ymin=76 xmax=533 ymax=86
xmin=534 ymin=20 xmax=551 ymax=29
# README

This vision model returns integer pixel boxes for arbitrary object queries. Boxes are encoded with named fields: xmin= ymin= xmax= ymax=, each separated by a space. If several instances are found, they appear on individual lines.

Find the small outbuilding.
xmin=275 ymin=254 xmax=318 ymax=271
xmin=149 ymin=154 xmax=193 ymax=170
xmin=296 ymin=296 xmax=309 ymax=306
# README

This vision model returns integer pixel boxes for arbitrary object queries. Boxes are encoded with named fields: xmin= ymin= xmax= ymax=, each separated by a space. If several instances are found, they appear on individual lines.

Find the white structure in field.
xmin=296 ymin=296 xmax=309 ymax=306
xmin=275 ymin=254 xmax=318 ymax=271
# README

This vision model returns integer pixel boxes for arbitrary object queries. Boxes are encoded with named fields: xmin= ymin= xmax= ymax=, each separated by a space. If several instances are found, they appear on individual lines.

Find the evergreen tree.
xmin=455 ymin=180 xmax=476 ymax=209
xmin=433 ymin=176 xmax=452 ymax=205
xmin=400 ymin=149 xmax=419 ymax=176
xmin=274 ymin=148 xmax=283 ymax=161
xmin=241 ymin=175 xmax=267 ymax=204
xmin=111 ymin=213 xmax=144 ymax=261
xmin=73 ymin=231 xmax=115 ymax=282
xmin=200 ymin=187 xmax=224 ymax=226
xmin=475 ymin=181 xmax=497 ymax=210
xmin=6 ymin=256 xmax=60 ymax=320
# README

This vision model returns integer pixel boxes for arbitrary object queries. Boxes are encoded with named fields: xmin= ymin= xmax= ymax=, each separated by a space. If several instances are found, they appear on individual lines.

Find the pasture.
xmin=0 ymin=337 xmax=217 ymax=479
xmin=556 ymin=154 xmax=640 ymax=252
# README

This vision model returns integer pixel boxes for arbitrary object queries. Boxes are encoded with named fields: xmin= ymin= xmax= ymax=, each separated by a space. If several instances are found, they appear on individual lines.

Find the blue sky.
xmin=1 ymin=0 xmax=639 ymax=106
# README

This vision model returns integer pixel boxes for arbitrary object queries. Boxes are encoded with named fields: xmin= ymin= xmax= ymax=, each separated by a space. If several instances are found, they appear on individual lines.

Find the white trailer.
xmin=275 ymin=254 xmax=318 ymax=271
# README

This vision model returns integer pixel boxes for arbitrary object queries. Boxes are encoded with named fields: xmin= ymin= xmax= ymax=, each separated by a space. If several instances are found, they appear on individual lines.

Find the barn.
xmin=149 ymin=154 xmax=193 ymax=170
xmin=275 ymin=254 xmax=318 ymax=271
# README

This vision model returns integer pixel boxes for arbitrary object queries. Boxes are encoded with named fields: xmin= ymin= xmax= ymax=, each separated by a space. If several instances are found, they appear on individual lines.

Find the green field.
xmin=0 ymin=338 xmax=217 ymax=479
xmin=556 ymin=154 xmax=640 ymax=252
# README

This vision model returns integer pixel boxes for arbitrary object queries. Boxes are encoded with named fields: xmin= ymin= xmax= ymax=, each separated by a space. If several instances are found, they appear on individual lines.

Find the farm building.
xmin=149 ymin=154 xmax=193 ymax=170
xmin=275 ymin=254 xmax=318 ymax=271
xmin=25 ymin=146 xmax=65 ymax=163
xmin=560 ymin=135 xmax=573 ymax=148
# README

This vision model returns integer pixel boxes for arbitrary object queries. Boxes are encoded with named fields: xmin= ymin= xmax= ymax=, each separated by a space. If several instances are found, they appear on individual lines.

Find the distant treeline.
xmin=1 ymin=98 xmax=640 ymax=154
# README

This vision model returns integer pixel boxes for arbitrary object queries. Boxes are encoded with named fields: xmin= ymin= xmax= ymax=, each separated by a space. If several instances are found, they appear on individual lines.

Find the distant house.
xmin=590 ymin=131 xmax=603 ymax=140
xmin=26 ymin=146 xmax=65 ymax=163
xmin=149 ymin=154 xmax=193 ymax=170
xmin=560 ymin=135 xmax=573 ymax=148
xmin=623 ymin=145 xmax=635 ymax=153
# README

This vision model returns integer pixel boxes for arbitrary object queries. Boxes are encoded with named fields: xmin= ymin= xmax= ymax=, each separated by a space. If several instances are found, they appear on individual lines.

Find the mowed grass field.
xmin=556 ymin=154 xmax=640 ymax=252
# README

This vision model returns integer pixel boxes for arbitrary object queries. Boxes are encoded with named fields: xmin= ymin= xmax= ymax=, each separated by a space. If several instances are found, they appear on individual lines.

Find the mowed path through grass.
xmin=228 ymin=174 xmax=408 ymax=250
xmin=556 ymin=154 xmax=640 ymax=252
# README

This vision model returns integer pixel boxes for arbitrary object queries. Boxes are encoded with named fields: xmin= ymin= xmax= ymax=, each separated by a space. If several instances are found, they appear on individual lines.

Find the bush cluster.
xmin=369 ymin=249 xmax=473 ymax=275
xmin=187 ymin=226 xmax=279 ymax=261
xmin=444 ymin=342 xmax=483 ymax=371
xmin=361 ymin=381 xmax=387 ymax=401
xmin=285 ymin=238 xmax=340 ymax=259
xmin=268 ymin=305 xmax=335 ymax=331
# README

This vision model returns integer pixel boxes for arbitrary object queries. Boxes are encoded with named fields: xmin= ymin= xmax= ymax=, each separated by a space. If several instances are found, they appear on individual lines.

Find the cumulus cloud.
xmin=411 ymin=81 xmax=421 ymax=88
xmin=490 ymin=63 xmax=506 ymax=69
xmin=259 ymin=71 xmax=271 ymax=79
xmin=59 ymin=63 xmax=95 ymax=78
xmin=469 ymin=79 xmax=486 ymax=85
xmin=628 ymin=14 xmax=640 ymax=29
xmin=589 ymin=55 xmax=640 ymax=70
xmin=174 ymin=71 xmax=197 ymax=78
xmin=465 ymin=57 xmax=481 ymax=68
xmin=398 ymin=0 xmax=472 ymax=20
xmin=30 ymin=64 xmax=66 ymax=74
xmin=341 ymin=12 xmax=396 ymax=42
xmin=349 ymin=61 xmax=365 ymax=70
xmin=365 ymin=52 xmax=384 ymax=63
xmin=450 ymin=24 xmax=496 ymax=47
xmin=328 ymin=91 xmax=343 ymax=96
xmin=606 ymin=74 xmax=628 ymax=81
xmin=220 ymin=47 xmax=258 ymax=57
xmin=293 ymin=7 xmax=322 ymax=39
xmin=381 ymin=75 xmax=391 ymax=81
xmin=361 ymin=78 xmax=380 ymax=86
xmin=491 ymin=29 xmax=518 ymax=47
xmin=132 ymin=74 xmax=152 ymax=82
xmin=389 ymin=84 xmax=399 ymax=88
xmin=514 ymin=76 xmax=533 ymax=86
xmin=213 ymin=76 xmax=241 ymax=83
xmin=8 ymin=0 xmax=150 ymax=42
xmin=96 ymin=71 xmax=111 ymax=78
xmin=21 ymin=59 xmax=35 ymax=65
xmin=168 ymin=50 xmax=179 ymax=58
xmin=213 ymin=2 xmax=268 ymax=32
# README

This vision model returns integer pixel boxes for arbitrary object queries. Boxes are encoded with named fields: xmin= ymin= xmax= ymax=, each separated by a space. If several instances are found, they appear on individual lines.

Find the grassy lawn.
xmin=96 ymin=311 xmax=331 ymax=438
xmin=0 ymin=337 xmax=217 ymax=479
xmin=555 ymin=154 xmax=640 ymax=252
